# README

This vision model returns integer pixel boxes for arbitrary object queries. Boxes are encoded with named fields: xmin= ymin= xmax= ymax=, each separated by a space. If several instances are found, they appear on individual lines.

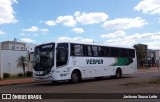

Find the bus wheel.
xmin=52 ymin=81 xmax=59 ymax=84
xmin=115 ymin=68 xmax=122 ymax=78
xmin=70 ymin=71 xmax=81 ymax=84
xmin=95 ymin=77 xmax=103 ymax=80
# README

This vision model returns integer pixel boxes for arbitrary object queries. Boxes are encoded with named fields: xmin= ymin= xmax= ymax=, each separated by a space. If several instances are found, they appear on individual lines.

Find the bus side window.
xmin=99 ymin=46 xmax=108 ymax=57
xmin=92 ymin=46 xmax=98 ymax=57
xmin=71 ymin=44 xmax=83 ymax=56
xmin=86 ymin=45 xmax=92 ymax=56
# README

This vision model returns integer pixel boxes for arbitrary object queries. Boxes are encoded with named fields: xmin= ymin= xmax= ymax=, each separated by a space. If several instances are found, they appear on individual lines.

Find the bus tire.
xmin=70 ymin=71 xmax=81 ymax=84
xmin=95 ymin=77 xmax=103 ymax=80
xmin=52 ymin=81 xmax=59 ymax=84
xmin=115 ymin=68 xmax=122 ymax=78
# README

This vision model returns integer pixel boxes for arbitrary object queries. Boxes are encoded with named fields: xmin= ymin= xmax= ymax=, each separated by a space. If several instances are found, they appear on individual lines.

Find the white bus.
xmin=32 ymin=41 xmax=137 ymax=83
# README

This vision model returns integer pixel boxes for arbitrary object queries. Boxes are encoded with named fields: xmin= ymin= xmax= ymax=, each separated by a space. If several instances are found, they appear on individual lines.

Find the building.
xmin=147 ymin=49 xmax=155 ymax=67
xmin=1 ymin=41 xmax=36 ymax=52
xmin=0 ymin=40 xmax=37 ymax=79
xmin=147 ymin=49 xmax=160 ymax=67
xmin=26 ymin=43 xmax=37 ymax=52
xmin=155 ymin=50 xmax=160 ymax=67
xmin=0 ymin=42 xmax=2 ymax=49
xmin=1 ymin=41 xmax=26 ymax=50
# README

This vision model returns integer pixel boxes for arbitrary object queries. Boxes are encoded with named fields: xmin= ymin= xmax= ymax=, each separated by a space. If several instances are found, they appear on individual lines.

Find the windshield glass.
xmin=34 ymin=43 xmax=54 ymax=71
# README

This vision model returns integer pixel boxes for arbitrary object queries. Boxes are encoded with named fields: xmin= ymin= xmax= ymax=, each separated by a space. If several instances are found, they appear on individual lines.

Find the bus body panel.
xmin=32 ymin=41 xmax=137 ymax=82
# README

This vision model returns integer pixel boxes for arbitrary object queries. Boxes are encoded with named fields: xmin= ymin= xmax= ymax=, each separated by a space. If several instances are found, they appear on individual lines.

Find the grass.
xmin=147 ymin=79 xmax=160 ymax=84
xmin=3 ymin=75 xmax=32 ymax=80
xmin=123 ymin=79 xmax=160 ymax=86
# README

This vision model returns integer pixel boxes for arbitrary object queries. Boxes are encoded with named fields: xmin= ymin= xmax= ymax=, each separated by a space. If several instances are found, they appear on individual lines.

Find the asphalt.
xmin=0 ymin=67 xmax=159 ymax=86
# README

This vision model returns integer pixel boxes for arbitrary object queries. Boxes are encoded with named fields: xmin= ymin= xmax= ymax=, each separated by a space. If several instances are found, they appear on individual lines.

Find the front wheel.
xmin=70 ymin=71 xmax=81 ymax=84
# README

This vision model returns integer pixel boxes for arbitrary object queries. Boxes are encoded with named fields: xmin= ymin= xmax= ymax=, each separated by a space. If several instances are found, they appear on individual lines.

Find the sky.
xmin=0 ymin=0 xmax=160 ymax=49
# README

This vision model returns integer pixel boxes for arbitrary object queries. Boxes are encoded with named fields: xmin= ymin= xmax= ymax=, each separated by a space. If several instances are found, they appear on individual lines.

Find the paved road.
xmin=0 ymin=71 xmax=160 ymax=102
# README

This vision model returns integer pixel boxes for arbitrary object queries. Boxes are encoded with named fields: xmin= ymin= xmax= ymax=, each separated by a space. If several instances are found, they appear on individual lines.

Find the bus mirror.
xmin=29 ymin=52 xmax=34 ymax=63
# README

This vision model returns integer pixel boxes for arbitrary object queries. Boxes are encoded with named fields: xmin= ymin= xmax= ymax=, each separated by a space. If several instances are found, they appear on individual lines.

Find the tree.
xmin=134 ymin=44 xmax=147 ymax=68
xmin=17 ymin=56 xmax=28 ymax=76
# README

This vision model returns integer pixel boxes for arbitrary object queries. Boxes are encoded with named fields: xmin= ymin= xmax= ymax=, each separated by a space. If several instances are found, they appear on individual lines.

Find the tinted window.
xmin=86 ymin=45 xmax=92 ymax=56
xmin=92 ymin=46 xmax=98 ymax=56
xmin=56 ymin=43 xmax=68 ymax=67
xmin=99 ymin=47 xmax=109 ymax=57
xmin=71 ymin=44 xmax=83 ymax=56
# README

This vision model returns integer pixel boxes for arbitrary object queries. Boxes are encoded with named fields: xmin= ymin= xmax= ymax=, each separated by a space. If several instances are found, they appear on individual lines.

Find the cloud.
xmin=40 ymin=28 xmax=49 ymax=34
xmin=75 ymin=11 xmax=108 ymax=25
xmin=125 ymin=32 xmax=160 ymax=40
xmin=103 ymin=31 xmax=160 ymax=49
xmin=45 ymin=20 xmax=56 ymax=26
xmin=56 ymin=16 xmax=77 ymax=27
xmin=0 ymin=30 xmax=5 ymax=35
xmin=103 ymin=17 xmax=148 ymax=30
xmin=20 ymin=33 xmax=26 ymax=36
xmin=105 ymin=38 xmax=137 ymax=47
xmin=20 ymin=38 xmax=35 ymax=43
xmin=134 ymin=0 xmax=160 ymax=15
xmin=0 ymin=0 xmax=18 ymax=24
xmin=158 ymin=18 xmax=160 ymax=23
xmin=71 ymin=27 xmax=84 ymax=34
xmin=23 ymin=26 xmax=39 ymax=32
xmin=57 ymin=37 xmax=93 ymax=43
xmin=101 ymin=31 xmax=126 ymax=38
xmin=144 ymin=41 xmax=160 ymax=49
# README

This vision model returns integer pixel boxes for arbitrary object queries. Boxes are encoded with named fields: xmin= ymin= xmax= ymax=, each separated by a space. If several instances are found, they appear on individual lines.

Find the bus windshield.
xmin=34 ymin=43 xmax=55 ymax=72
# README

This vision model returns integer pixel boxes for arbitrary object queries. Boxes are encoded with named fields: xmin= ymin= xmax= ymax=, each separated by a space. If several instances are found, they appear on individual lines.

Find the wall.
xmin=0 ymin=50 xmax=32 ymax=77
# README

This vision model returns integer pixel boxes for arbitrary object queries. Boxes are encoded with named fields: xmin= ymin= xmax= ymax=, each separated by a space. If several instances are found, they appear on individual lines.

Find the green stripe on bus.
xmin=112 ymin=58 xmax=133 ymax=66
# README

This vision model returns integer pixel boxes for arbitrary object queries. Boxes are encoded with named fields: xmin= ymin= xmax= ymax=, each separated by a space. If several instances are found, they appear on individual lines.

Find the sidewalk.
xmin=0 ymin=67 xmax=159 ymax=86
xmin=138 ymin=67 xmax=159 ymax=73
xmin=0 ymin=78 xmax=38 ymax=86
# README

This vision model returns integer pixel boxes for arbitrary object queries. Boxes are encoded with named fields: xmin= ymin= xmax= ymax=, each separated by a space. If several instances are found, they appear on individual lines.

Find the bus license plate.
xmin=35 ymin=71 xmax=43 ymax=75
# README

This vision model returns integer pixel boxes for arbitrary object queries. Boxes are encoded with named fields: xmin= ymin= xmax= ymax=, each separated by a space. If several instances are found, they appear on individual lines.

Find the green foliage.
xmin=3 ymin=73 xmax=10 ymax=78
xmin=26 ymin=71 xmax=33 ymax=77
xmin=134 ymin=44 xmax=147 ymax=68
xmin=17 ymin=56 xmax=28 ymax=76
xmin=17 ymin=73 xmax=23 ymax=77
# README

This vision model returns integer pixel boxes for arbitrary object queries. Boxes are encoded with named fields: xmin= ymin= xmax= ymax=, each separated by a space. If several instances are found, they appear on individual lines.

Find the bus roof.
xmin=40 ymin=40 xmax=135 ymax=49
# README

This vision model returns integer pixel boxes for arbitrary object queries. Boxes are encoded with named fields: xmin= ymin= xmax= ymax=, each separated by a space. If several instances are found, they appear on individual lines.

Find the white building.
xmin=0 ymin=41 xmax=37 ymax=79
xmin=1 ymin=41 xmax=37 ymax=52
xmin=0 ymin=50 xmax=31 ymax=79
xmin=26 ymin=43 xmax=37 ymax=52
xmin=1 ymin=41 xmax=26 ymax=50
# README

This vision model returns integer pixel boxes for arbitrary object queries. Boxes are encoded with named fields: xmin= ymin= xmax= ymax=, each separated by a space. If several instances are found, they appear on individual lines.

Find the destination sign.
xmin=42 ymin=44 xmax=53 ymax=49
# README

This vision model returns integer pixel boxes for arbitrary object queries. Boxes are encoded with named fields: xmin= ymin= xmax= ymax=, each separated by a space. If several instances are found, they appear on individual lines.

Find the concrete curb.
xmin=0 ymin=78 xmax=42 ymax=86
xmin=0 ymin=81 xmax=39 ymax=86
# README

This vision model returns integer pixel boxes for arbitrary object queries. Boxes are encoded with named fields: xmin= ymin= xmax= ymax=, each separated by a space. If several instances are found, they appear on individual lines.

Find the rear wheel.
xmin=70 ymin=71 xmax=81 ymax=84
xmin=115 ymin=69 xmax=122 ymax=78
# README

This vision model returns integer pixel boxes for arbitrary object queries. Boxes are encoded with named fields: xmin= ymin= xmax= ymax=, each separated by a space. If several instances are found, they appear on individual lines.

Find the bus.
xmin=32 ymin=41 xmax=137 ymax=83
